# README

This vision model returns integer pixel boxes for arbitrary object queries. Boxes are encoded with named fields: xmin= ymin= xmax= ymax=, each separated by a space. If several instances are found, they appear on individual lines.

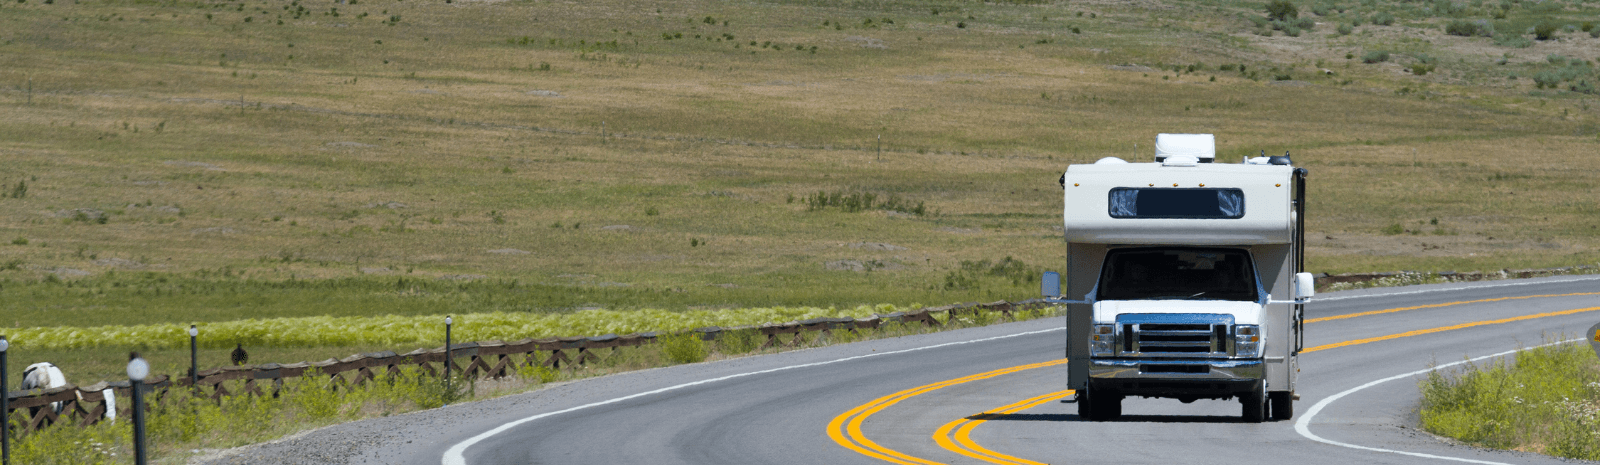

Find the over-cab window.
xmin=1098 ymin=247 xmax=1259 ymax=301
xmin=1108 ymin=188 xmax=1244 ymax=219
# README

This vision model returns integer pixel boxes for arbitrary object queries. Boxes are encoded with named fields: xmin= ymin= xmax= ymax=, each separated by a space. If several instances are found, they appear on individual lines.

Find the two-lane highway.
xmin=206 ymin=275 xmax=1600 ymax=465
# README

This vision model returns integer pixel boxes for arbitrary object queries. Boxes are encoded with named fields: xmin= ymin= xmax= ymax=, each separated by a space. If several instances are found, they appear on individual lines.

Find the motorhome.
xmin=1042 ymin=134 xmax=1314 ymax=422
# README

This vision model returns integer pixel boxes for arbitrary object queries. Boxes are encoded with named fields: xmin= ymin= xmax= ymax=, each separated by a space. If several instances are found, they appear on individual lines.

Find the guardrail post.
xmin=2 ymin=335 xmax=10 ymax=465
xmin=128 ymin=353 xmax=150 ymax=465
xmin=444 ymin=316 xmax=453 ymax=391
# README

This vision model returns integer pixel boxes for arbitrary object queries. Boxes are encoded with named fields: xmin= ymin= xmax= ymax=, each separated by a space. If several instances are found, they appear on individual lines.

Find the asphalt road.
xmin=206 ymin=275 xmax=1600 ymax=465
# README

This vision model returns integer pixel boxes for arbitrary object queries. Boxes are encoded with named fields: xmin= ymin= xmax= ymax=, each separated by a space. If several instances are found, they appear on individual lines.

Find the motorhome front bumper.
xmin=1088 ymin=359 xmax=1263 ymax=380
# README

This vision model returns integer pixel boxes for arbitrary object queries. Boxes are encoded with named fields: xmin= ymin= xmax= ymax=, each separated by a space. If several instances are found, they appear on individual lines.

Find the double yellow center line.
xmin=932 ymin=389 xmax=1076 ymax=465
xmin=830 ymin=293 xmax=1600 ymax=465
xmin=826 ymin=359 xmax=1070 ymax=465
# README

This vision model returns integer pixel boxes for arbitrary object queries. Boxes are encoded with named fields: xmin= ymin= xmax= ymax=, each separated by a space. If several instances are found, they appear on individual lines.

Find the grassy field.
xmin=1 ymin=0 xmax=1599 ymax=385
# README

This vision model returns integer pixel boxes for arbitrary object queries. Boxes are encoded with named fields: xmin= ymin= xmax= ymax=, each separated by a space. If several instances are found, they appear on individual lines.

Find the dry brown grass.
xmin=0 ymin=0 xmax=1596 ymax=334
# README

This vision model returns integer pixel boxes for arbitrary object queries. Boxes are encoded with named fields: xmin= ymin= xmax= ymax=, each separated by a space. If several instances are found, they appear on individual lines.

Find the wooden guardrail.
xmin=3 ymin=299 xmax=1054 ymax=433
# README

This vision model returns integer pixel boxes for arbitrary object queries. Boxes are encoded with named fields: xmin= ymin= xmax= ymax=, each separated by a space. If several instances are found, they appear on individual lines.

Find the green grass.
xmin=1420 ymin=341 xmax=1600 ymax=459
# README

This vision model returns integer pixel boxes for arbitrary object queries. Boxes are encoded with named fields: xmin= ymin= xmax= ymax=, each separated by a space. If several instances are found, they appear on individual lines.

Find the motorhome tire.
xmin=1241 ymin=388 xmax=1266 ymax=423
xmin=1099 ymin=392 xmax=1122 ymax=420
xmin=1077 ymin=389 xmax=1097 ymax=420
xmin=1269 ymin=391 xmax=1293 ymax=420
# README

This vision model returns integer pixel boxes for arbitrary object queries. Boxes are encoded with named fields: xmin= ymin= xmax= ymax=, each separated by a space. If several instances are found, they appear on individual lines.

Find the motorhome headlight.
xmin=1234 ymin=325 xmax=1261 ymax=358
xmin=1090 ymin=324 xmax=1116 ymax=356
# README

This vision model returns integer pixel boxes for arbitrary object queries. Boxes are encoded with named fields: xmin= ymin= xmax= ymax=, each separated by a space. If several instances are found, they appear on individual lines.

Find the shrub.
xmin=11 ymin=236 xmax=26 ymax=245
xmin=1445 ymin=19 xmax=1492 ymax=37
xmin=1533 ymin=22 xmax=1558 ymax=40
xmin=660 ymin=332 xmax=708 ymax=363
xmin=1337 ymin=22 xmax=1353 ymax=35
xmin=1373 ymin=11 xmax=1394 ymax=26
xmin=1266 ymin=0 xmax=1298 ymax=20
xmin=1411 ymin=63 xmax=1435 ymax=75
xmin=1572 ymin=80 xmax=1597 ymax=95
xmin=1381 ymin=222 xmax=1404 ymax=235
xmin=1362 ymin=50 xmax=1391 ymax=63
xmin=1533 ymin=71 xmax=1562 ymax=88
xmin=1293 ymin=16 xmax=1316 ymax=30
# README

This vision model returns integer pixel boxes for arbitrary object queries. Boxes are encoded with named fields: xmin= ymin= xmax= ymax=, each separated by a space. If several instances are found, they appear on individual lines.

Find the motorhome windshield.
xmin=1097 ymin=247 xmax=1258 ymax=301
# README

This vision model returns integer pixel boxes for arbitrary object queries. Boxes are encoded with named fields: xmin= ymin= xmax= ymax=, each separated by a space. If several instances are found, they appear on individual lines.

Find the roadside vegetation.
xmin=1420 ymin=342 xmax=1600 ymax=459
xmin=8 ymin=306 xmax=1056 ymax=464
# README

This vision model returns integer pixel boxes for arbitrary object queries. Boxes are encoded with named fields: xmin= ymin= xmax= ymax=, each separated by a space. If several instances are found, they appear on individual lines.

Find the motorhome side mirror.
xmin=1294 ymin=272 xmax=1315 ymax=300
xmin=1041 ymin=271 xmax=1061 ymax=298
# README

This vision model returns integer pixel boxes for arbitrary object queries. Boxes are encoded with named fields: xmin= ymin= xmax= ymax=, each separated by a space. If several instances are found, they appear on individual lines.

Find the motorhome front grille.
xmin=1120 ymin=322 xmax=1231 ymax=357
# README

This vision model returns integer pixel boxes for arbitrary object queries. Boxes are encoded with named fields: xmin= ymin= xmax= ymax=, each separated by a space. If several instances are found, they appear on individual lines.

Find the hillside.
xmin=1 ymin=0 xmax=1598 ymax=380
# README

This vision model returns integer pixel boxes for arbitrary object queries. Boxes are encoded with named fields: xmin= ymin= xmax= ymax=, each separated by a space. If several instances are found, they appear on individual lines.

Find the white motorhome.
xmin=1042 ymin=134 xmax=1314 ymax=422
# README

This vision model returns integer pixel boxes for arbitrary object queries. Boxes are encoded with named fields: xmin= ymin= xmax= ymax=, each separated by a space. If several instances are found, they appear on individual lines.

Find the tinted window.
xmin=1097 ymin=248 xmax=1258 ymax=301
xmin=1108 ymin=188 xmax=1244 ymax=219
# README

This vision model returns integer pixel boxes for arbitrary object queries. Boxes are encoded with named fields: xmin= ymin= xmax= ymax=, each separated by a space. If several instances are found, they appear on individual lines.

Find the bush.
xmin=1533 ymin=71 xmax=1562 ymax=88
xmin=1410 ymin=63 xmax=1435 ymax=75
xmin=1294 ymin=16 xmax=1316 ymax=30
xmin=1445 ymin=19 xmax=1492 ymax=37
xmin=660 ymin=332 xmax=708 ymax=363
xmin=1362 ymin=50 xmax=1391 ymax=63
xmin=1373 ymin=11 xmax=1394 ymax=26
xmin=1337 ymin=22 xmax=1353 ymax=35
xmin=1266 ymin=0 xmax=1298 ymax=20
xmin=1534 ymin=22 xmax=1559 ymax=40
xmin=1381 ymin=222 xmax=1404 ymax=235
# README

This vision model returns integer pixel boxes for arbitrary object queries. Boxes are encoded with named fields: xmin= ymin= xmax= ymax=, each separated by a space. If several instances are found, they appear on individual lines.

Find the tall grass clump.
xmin=1420 ymin=342 xmax=1600 ymax=459
xmin=659 ymin=332 xmax=709 ymax=363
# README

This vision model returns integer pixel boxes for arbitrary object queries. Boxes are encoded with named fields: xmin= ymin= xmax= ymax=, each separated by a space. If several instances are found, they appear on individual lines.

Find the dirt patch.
xmin=1108 ymin=65 xmax=1157 ymax=73
xmin=359 ymin=267 xmax=393 ymax=274
xmin=190 ymin=226 xmax=239 ymax=235
xmin=825 ymin=259 xmax=905 ymax=272
xmin=325 ymin=141 xmax=375 ymax=148
xmin=164 ymin=160 xmax=224 ymax=171
xmin=93 ymin=257 xmax=145 ymax=269
xmin=845 ymin=36 xmax=887 ymax=49
xmin=526 ymin=90 xmax=562 ymax=97
xmin=600 ymin=225 xmax=632 ymax=231
xmin=366 ymin=201 xmax=407 ymax=209
xmin=487 ymin=248 xmax=530 ymax=255
xmin=438 ymin=274 xmax=487 ymax=281
xmin=848 ymin=242 xmax=908 ymax=251
xmin=53 ymin=208 xmax=105 ymax=220
xmin=937 ymin=226 xmax=982 ymax=234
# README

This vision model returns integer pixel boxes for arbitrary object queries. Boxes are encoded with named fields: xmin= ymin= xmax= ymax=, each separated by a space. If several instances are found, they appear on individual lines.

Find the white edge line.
xmin=1294 ymin=338 xmax=1583 ymax=464
xmin=1315 ymin=276 xmax=1600 ymax=303
xmin=441 ymin=326 xmax=1065 ymax=465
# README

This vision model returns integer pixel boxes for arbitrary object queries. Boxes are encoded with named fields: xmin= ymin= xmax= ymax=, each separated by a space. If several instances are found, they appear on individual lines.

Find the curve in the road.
xmin=894 ymin=301 xmax=1600 ymax=465
xmin=441 ymin=327 xmax=1061 ymax=465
